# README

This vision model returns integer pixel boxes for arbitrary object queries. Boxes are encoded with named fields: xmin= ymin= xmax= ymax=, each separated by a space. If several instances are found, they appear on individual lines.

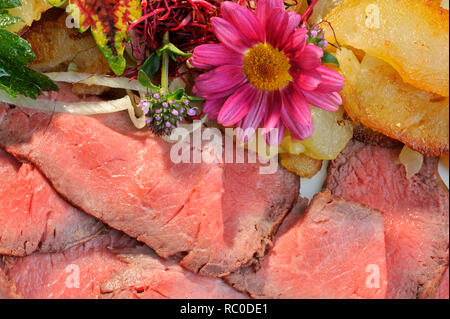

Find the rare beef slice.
xmin=325 ymin=140 xmax=449 ymax=299
xmin=436 ymin=268 xmax=449 ymax=299
xmin=0 ymin=266 xmax=19 ymax=299
xmin=226 ymin=191 xmax=388 ymax=299
xmin=0 ymin=148 xmax=104 ymax=256
xmin=0 ymin=87 xmax=299 ymax=276
xmin=1 ymin=230 xmax=247 ymax=299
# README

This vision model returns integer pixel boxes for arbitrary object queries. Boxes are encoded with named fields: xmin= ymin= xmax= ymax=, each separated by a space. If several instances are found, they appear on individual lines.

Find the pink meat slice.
xmin=325 ymin=141 xmax=449 ymax=299
xmin=226 ymin=191 xmax=388 ymax=299
xmin=436 ymin=268 xmax=449 ymax=299
xmin=0 ymin=148 xmax=104 ymax=256
xmin=0 ymin=85 xmax=299 ymax=276
xmin=0 ymin=266 xmax=19 ymax=299
xmin=1 ymin=230 xmax=247 ymax=299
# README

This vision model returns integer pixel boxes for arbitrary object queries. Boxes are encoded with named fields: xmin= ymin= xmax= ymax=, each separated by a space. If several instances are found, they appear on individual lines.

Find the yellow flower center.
xmin=243 ymin=43 xmax=292 ymax=92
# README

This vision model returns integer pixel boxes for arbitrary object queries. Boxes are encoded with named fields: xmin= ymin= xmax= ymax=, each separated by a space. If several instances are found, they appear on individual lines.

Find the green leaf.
xmin=138 ymin=70 xmax=159 ymax=91
xmin=186 ymin=95 xmax=204 ymax=102
xmin=167 ymin=88 xmax=185 ymax=101
xmin=0 ymin=29 xmax=35 ymax=63
xmin=157 ymin=43 xmax=192 ymax=58
xmin=51 ymin=0 xmax=142 ymax=75
xmin=0 ymin=9 xmax=22 ymax=28
xmin=0 ymin=30 xmax=58 ymax=98
xmin=0 ymin=1 xmax=58 ymax=99
xmin=0 ymin=56 xmax=59 ymax=99
xmin=138 ymin=52 xmax=161 ymax=90
xmin=322 ymin=50 xmax=339 ymax=67
xmin=141 ymin=52 xmax=161 ymax=78
xmin=0 ymin=0 xmax=21 ymax=9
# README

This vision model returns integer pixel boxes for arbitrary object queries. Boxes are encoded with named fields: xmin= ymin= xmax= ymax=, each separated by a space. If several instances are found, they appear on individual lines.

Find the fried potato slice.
xmin=280 ymin=153 xmax=323 ymax=178
xmin=309 ymin=0 xmax=344 ymax=23
xmin=337 ymin=48 xmax=449 ymax=156
xmin=23 ymin=14 xmax=111 ymax=95
xmin=6 ymin=0 xmax=52 ymax=33
xmin=23 ymin=14 xmax=110 ymax=74
xmin=324 ymin=0 xmax=449 ymax=97
xmin=301 ymin=106 xmax=354 ymax=160
xmin=279 ymin=106 xmax=353 ymax=160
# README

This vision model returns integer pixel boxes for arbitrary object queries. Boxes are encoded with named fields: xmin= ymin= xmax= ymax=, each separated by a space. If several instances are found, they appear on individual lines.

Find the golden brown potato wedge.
xmin=280 ymin=153 xmax=323 ymax=178
xmin=23 ymin=14 xmax=111 ymax=95
xmin=23 ymin=14 xmax=110 ymax=74
xmin=337 ymin=48 xmax=449 ymax=156
xmin=6 ymin=0 xmax=52 ymax=33
xmin=279 ymin=106 xmax=353 ymax=160
xmin=324 ymin=0 xmax=449 ymax=97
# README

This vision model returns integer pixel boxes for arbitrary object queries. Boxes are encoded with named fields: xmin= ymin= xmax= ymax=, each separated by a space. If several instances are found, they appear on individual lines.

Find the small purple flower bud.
xmin=164 ymin=115 xmax=169 ymax=120
xmin=306 ymin=34 xmax=309 ymax=39
xmin=165 ymin=122 xmax=171 ymax=128
xmin=180 ymin=108 xmax=185 ymax=114
xmin=169 ymin=100 xmax=174 ymax=104
xmin=187 ymin=108 xmax=197 ymax=116
xmin=311 ymin=30 xmax=318 ymax=37
xmin=162 ymin=102 xmax=169 ymax=108
xmin=172 ymin=110 xmax=179 ymax=116
xmin=146 ymin=118 xmax=152 ymax=125
xmin=179 ymin=116 xmax=184 ymax=121
xmin=139 ymin=101 xmax=150 ymax=114
xmin=153 ymin=93 xmax=160 ymax=99
xmin=176 ymin=121 xmax=180 ymax=126
xmin=160 ymin=90 xmax=166 ymax=95
xmin=184 ymin=100 xmax=190 ymax=105
xmin=155 ymin=109 xmax=162 ymax=114
xmin=155 ymin=116 xmax=161 ymax=121
xmin=321 ymin=40 xmax=328 ymax=48
xmin=176 ymin=103 xmax=180 ymax=107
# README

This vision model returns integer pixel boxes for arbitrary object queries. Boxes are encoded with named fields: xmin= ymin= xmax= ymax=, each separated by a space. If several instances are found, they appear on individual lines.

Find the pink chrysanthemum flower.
xmin=191 ymin=0 xmax=345 ymax=144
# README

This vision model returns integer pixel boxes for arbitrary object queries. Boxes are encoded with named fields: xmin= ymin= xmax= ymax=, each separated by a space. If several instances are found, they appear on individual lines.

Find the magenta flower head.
xmin=191 ymin=0 xmax=345 ymax=144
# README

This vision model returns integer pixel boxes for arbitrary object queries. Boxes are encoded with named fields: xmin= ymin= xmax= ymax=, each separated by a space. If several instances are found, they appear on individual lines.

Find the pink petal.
xmin=264 ymin=120 xmax=286 ymax=146
xmin=279 ymin=12 xmax=301 ymax=49
xmin=284 ymin=28 xmax=307 ymax=55
xmin=296 ymin=44 xmax=324 ymax=70
xmin=194 ymin=65 xmax=246 ymax=95
xmin=265 ymin=8 xmax=289 ymax=48
xmin=280 ymin=86 xmax=313 ymax=140
xmin=316 ymin=66 xmax=346 ymax=92
xmin=256 ymin=0 xmax=284 ymax=29
xmin=218 ymin=83 xmax=260 ymax=126
xmin=203 ymin=97 xmax=228 ymax=119
xmin=236 ymin=91 xmax=267 ymax=142
xmin=221 ymin=1 xmax=264 ymax=43
xmin=194 ymin=85 xmax=245 ymax=100
xmin=191 ymin=44 xmax=243 ymax=70
xmin=296 ymin=69 xmax=322 ymax=91
xmin=211 ymin=17 xmax=250 ymax=54
xmin=302 ymin=90 xmax=342 ymax=111
xmin=263 ymin=91 xmax=282 ymax=131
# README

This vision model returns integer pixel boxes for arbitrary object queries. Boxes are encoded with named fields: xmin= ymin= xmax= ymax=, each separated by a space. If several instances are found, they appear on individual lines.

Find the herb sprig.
xmin=0 ymin=0 xmax=58 ymax=99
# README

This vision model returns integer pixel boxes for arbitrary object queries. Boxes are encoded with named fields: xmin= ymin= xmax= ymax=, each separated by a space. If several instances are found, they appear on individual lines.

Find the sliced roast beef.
xmin=0 ymin=148 xmax=104 ymax=256
xmin=0 ymin=86 xmax=299 ymax=276
xmin=325 ymin=140 xmax=449 ymax=299
xmin=436 ymin=268 xmax=449 ymax=299
xmin=226 ymin=191 xmax=387 ymax=299
xmin=1 ymin=230 xmax=247 ymax=299
xmin=0 ymin=267 xmax=19 ymax=299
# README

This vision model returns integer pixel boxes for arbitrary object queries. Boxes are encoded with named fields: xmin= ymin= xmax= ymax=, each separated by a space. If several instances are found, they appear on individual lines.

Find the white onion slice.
xmin=0 ymin=91 xmax=146 ymax=129
xmin=399 ymin=145 xmax=424 ymax=179
xmin=45 ymin=72 xmax=150 ymax=93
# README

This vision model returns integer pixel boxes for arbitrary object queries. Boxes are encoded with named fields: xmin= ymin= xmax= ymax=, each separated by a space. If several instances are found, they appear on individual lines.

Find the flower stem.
xmin=161 ymin=32 xmax=170 ymax=92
